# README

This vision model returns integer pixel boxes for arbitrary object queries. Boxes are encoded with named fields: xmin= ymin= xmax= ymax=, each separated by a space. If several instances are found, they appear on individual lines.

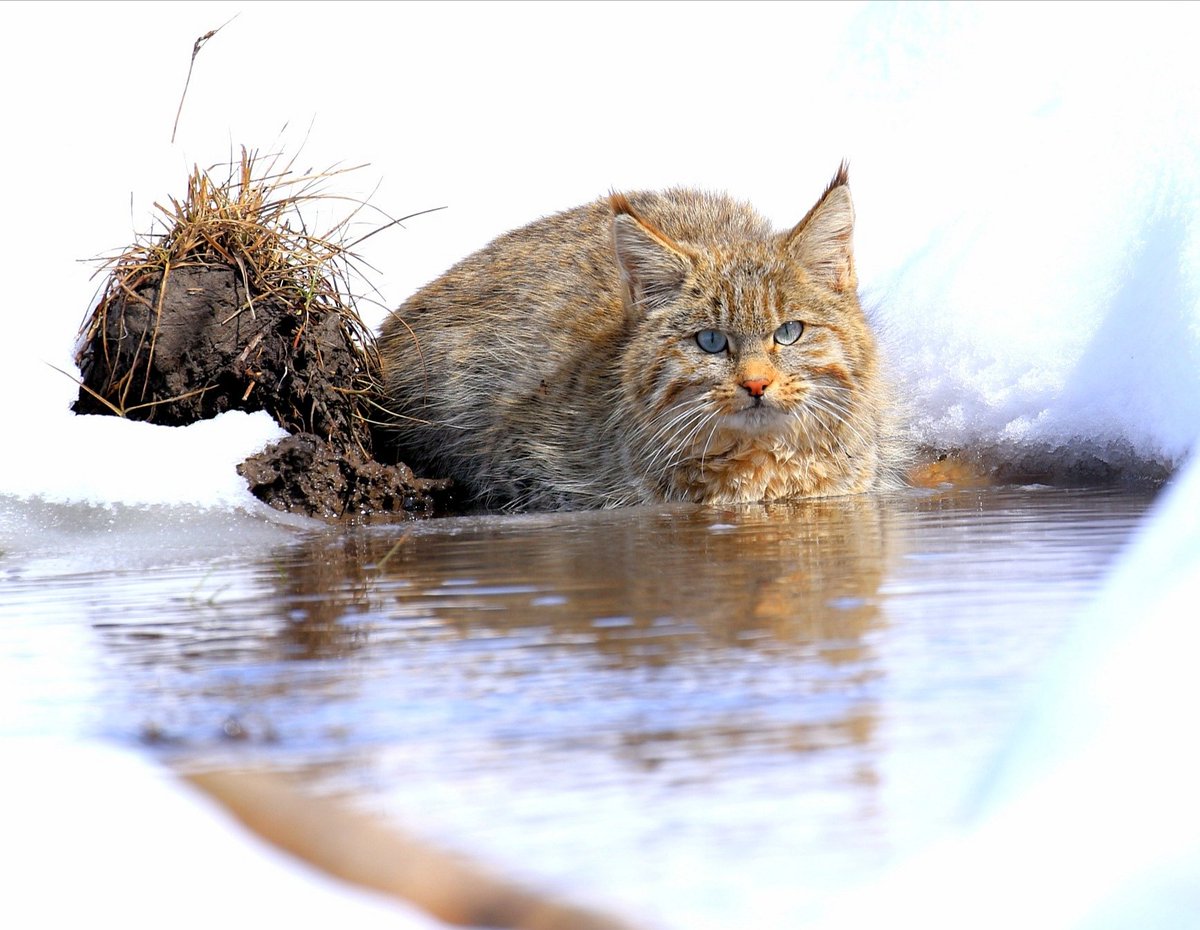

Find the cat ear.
xmin=783 ymin=163 xmax=856 ymax=293
xmin=610 ymin=194 xmax=693 ymax=313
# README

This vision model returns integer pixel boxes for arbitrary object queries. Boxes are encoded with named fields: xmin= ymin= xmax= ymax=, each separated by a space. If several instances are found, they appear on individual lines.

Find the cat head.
xmin=610 ymin=167 xmax=880 ymax=481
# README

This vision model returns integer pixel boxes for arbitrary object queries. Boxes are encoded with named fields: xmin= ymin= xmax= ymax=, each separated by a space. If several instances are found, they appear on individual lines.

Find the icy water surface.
xmin=0 ymin=486 xmax=1156 ymax=927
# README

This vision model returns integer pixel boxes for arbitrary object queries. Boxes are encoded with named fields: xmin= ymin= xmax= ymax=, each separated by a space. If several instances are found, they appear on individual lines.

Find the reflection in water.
xmin=9 ymin=486 xmax=1155 ymax=929
xmin=373 ymin=498 xmax=894 ymax=826
xmin=372 ymin=497 xmax=891 ymax=657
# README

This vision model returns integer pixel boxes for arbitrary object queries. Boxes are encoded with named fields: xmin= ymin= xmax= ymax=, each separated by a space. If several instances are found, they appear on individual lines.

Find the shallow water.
xmin=0 ymin=485 xmax=1156 ymax=927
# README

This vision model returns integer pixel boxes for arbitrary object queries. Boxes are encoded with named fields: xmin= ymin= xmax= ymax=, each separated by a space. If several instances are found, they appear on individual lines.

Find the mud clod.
xmin=74 ymin=264 xmax=366 ymax=447
xmin=238 ymin=433 xmax=453 ymax=520
xmin=73 ymin=150 xmax=456 ymax=520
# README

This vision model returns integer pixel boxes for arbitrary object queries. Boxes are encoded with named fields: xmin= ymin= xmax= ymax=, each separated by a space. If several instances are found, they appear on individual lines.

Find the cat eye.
xmin=695 ymin=329 xmax=728 ymax=354
xmin=773 ymin=320 xmax=805 ymax=346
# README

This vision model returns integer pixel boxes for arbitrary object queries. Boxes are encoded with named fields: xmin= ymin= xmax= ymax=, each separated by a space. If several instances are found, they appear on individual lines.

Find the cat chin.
xmin=724 ymin=405 xmax=790 ymax=435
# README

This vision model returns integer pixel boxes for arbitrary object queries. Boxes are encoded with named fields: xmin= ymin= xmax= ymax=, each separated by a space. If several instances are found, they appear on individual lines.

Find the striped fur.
xmin=378 ymin=169 xmax=906 ymax=511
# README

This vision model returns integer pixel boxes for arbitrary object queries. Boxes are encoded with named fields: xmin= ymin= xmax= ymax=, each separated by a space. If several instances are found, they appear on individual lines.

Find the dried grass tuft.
xmin=75 ymin=146 xmax=406 ymax=449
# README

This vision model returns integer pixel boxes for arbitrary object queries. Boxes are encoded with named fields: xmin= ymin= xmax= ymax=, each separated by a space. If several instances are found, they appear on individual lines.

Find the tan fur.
xmin=378 ymin=167 xmax=906 ymax=510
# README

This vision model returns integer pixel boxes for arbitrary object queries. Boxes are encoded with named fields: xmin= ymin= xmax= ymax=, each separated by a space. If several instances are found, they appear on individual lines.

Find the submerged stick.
xmin=187 ymin=768 xmax=646 ymax=930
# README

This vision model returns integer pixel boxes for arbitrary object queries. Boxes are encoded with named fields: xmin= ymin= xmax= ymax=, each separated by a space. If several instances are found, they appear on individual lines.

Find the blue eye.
xmin=773 ymin=320 xmax=804 ymax=345
xmin=695 ymin=329 xmax=728 ymax=353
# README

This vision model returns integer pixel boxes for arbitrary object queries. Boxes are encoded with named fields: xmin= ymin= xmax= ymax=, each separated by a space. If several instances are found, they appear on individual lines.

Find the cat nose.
xmin=734 ymin=374 xmax=772 ymax=396
xmin=741 ymin=376 xmax=772 ymax=397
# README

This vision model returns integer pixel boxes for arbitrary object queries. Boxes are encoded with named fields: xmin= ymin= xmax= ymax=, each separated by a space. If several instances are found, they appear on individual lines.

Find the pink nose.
xmin=741 ymin=377 xmax=771 ymax=397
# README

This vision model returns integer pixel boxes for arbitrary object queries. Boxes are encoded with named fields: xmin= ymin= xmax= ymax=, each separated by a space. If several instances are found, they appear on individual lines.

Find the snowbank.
xmin=2 ymin=2 xmax=1195 ymax=508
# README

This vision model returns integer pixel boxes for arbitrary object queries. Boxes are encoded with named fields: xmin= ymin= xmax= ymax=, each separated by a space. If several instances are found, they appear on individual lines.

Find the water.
xmin=0 ymin=485 xmax=1155 ymax=927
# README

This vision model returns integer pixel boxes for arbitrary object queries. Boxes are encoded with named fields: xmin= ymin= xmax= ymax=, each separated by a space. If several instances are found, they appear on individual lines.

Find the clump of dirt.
xmin=74 ymin=148 xmax=455 ymax=520
xmin=238 ymin=433 xmax=454 ymax=520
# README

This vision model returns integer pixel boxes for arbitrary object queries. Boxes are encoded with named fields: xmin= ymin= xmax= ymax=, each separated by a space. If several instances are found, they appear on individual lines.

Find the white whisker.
xmin=661 ymin=410 xmax=719 ymax=473
xmin=799 ymin=390 xmax=873 ymax=453
xmin=697 ymin=415 xmax=725 ymax=473
xmin=641 ymin=408 xmax=712 ymax=476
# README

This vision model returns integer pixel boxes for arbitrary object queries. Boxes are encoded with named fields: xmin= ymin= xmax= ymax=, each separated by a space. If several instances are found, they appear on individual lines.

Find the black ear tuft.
xmin=783 ymin=164 xmax=856 ymax=292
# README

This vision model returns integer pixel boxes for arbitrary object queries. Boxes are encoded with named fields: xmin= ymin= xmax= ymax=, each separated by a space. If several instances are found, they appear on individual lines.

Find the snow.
xmin=2 ymin=2 xmax=1199 ymax=927
xmin=2 ymin=410 xmax=286 ymax=508
xmin=2 ymin=2 xmax=1197 ymax=508
xmin=0 ymin=738 xmax=444 ymax=930
xmin=812 ymin=451 xmax=1200 ymax=930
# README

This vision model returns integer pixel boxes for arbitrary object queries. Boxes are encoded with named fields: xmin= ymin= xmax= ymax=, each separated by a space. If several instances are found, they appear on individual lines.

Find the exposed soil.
xmin=74 ymin=261 xmax=456 ymax=520
xmin=77 ymin=264 xmax=342 ymax=432
xmin=238 ymin=433 xmax=454 ymax=520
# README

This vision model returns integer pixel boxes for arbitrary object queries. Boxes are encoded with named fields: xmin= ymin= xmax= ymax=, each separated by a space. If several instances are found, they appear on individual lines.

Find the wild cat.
xmin=378 ymin=165 xmax=904 ymax=510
